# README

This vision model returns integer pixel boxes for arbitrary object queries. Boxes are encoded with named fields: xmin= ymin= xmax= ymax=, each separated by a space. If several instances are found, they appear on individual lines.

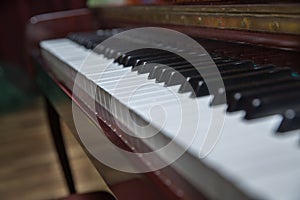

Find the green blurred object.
xmin=0 ymin=62 xmax=37 ymax=114
xmin=88 ymin=0 xmax=125 ymax=7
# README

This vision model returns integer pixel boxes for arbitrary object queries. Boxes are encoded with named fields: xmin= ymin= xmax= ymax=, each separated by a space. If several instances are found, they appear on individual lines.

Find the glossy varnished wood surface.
xmin=0 ymin=98 xmax=108 ymax=200
xmin=94 ymin=4 xmax=300 ymax=51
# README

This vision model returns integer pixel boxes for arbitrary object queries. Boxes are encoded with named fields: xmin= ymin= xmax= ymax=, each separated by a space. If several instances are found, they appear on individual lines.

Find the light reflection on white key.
xmin=41 ymin=38 xmax=300 ymax=200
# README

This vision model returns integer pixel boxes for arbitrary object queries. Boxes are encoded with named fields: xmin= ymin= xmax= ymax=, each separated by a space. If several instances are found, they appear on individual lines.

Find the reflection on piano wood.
xmin=31 ymin=3 xmax=300 ymax=200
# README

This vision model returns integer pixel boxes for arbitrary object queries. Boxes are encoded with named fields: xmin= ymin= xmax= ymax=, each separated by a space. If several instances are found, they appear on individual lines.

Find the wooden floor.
xmin=0 ymin=98 xmax=107 ymax=200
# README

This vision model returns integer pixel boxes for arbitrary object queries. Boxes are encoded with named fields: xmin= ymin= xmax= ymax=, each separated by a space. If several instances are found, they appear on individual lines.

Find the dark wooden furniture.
xmin=0 ymin=0 xmax=86 ymax=74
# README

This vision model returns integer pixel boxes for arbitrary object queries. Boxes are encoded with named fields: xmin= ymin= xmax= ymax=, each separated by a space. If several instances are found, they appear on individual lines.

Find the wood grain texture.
xmin=0 ymin=98 xmax=108 ymax=200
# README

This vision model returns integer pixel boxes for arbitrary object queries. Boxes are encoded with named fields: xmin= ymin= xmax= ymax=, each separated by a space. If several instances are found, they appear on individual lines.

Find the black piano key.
xmin=85 ymin=39 xmax=101 ymax=49
xmin=214 ymin=58 xmax=238 ymax=64
xmin=226 ymin=81 xmax=300 ymax=112
xmin=123 ymin=51 xmax=179 ymax=67
xmin=244 ymin=91 xmax=300 ymax=120
xmin=178 ymin=76 xmax=201 ymax=93
xmin=93 ymin=44 xmax=107 ymax=54
xmin=147 ymin=59 xmax=192 ymax=79
xmin=132 ymin=52 xmax=233 ymax=77
xmin=147 ymin=59 xmax=198 ymax=80
xmin=179 ymin=64 xmax=279 ymax=94
xmin=176 ymin=61 xmax=256 ymax=91
xmin=164 ymin=61 xmax=267 ymax=86
xmin=220 ymin=67 xmax=291 ymax=86
xmin=116 ymin=51 xmax=166 ymax=66
xmin=136 ymin=60 xmax=185 ymax=78
xmin=69 ymin=30 xmax=300 ymax=134
xmin=140 ymin=56 xmax=209 ymax=75
xmin=122 ymin=50 xmax=172 ymax=66
xmin=193 ymin=67 xmax=292 ymax=97
xmin=156 ymin=59 xmax=230 ymax=82
xmin=277 ymin=109 xmax=300 ymax=133
xmin=114 ymin=54 xmax=126 ymax=64
xmin=103 ymin=47 xmax=117 ymax=59
xmin=152 ymin=57 xmax=247 ymax=83
xmin=131 ymin=52 xmax=202 ymax=73
xmin=198 ymin=60 xmax=254 ymax=74
xmin=135 ymin=55 xmax=185 ymax=68
xmin=212 ymin=77 xmax=299 ymax=106
xmin=136 ymin=54 xmax=230 ymax=74
xmin=149 ymin=63 xmax=195 ymax=81
xmin=130 ymin=52 xmax=171 ymax=65
xmin=68 ymin=32 xmax=111 ymax=50
xmin=136 ymin=62 xmax=164 ymax=74
xmin=129 ymin=53 xmax=173 ymax=67
xmin=70 ymin=30 xmax=124 ymax=57
xmin=148 ymin=65 xmax=169 ymax=80
xmin=125 ymin=49 xmax=172 ymax=59
xmin=160 ymin=67 xmax=197 ymax=84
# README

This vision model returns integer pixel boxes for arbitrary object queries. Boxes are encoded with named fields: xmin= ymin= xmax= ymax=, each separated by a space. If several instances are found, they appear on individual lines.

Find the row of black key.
xmin=68 ymin=30 xmax=300 ymax=133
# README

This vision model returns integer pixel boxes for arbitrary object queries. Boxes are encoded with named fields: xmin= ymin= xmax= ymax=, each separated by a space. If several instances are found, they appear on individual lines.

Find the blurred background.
xmin=0 ymin=1 xmax=110 ymax=199
xmin=0 ymin=0 xmax=163 ymax=198
xmin=0 ymin=0 xmax=86 ymax=112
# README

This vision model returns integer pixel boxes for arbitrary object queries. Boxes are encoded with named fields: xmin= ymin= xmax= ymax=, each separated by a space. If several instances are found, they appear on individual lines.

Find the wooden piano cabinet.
xmin=0 ymin=0 xmax=86 ymax=73
xmin=45 ymin=97 xmax=76 ymax=194
xmin=26 ymin=8 xmax=98 ymax=75
xmin=27 ymin=9 xmax=208 ymax=199
xmin=32 ymin=53 xmax=207 ymax=200
xmin=28 ymin=4 xmax=300 ymax=199
xmin=93 ymin=5 xmax=300 ymax=51
xmin=34 ymin=45 xmax=210 ymax=200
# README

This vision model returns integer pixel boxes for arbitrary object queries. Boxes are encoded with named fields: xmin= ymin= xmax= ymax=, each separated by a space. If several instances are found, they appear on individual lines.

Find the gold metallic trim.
xmin=93 ymin=4 xmax=300 ymax=35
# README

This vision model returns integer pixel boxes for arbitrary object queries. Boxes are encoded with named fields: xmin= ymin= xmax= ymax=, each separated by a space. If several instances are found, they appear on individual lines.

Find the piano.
xmin=29 ymin=2 xmax=300 ymax=200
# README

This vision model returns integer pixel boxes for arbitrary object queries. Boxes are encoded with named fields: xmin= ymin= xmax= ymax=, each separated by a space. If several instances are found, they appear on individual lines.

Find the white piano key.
xmin=246 ymin=166 xmax=300 ymax=200
xmin=41 ymin=38 xmax=300 ymax=200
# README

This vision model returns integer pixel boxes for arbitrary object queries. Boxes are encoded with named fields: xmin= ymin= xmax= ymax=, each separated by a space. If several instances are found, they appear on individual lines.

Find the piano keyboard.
xmin=40 ymin=29 xmax=300 ymax=200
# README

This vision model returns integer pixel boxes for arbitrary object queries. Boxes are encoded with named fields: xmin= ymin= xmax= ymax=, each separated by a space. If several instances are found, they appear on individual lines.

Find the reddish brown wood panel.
xmin=0 ymin=0 xmax=87 ymax=71
xmin=26 ymin=8 xmax=98 ymax=75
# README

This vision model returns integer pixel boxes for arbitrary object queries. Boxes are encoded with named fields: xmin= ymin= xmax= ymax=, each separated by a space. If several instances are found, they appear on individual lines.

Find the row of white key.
xmin=40 ymin=39 xmax=300 ymax=200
